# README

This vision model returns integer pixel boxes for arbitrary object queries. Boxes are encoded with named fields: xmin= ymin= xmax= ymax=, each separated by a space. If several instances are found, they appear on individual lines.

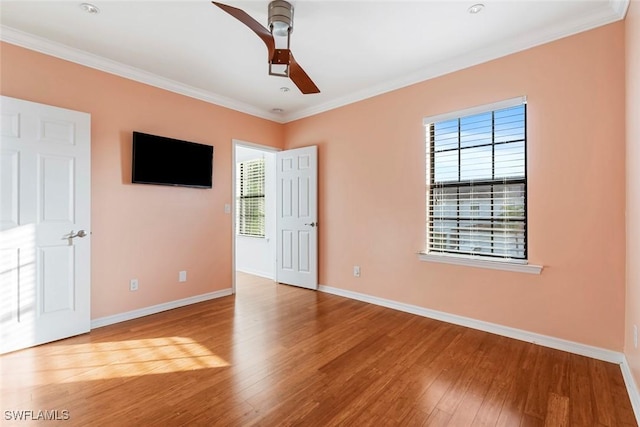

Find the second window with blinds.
xmin=237 ymin=158 xmax=266 ymax=237
xmin=424 ymin=97 xmax=528 ymax=262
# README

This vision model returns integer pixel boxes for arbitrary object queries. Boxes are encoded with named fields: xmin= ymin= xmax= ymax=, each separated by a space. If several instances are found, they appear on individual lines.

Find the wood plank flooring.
xmin=1 ymin=273 xmax=636 ymax=426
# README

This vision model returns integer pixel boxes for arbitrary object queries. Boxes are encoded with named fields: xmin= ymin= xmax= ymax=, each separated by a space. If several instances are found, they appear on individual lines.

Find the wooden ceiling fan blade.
xmin=289 ymin=53 xmax=320 ymax=94
xmin=212 ymin=2 xmax=275 ymax=61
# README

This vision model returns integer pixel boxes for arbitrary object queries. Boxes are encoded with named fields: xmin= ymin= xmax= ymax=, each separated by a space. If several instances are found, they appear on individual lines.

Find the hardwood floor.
xmin=1 ymin=273 xmax=636 ymax=426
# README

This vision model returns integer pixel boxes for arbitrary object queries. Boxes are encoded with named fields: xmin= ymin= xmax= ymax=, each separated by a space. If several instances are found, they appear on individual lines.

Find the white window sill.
xmin=237 ymin=234 xmax=266 ymax=239
xmin=418 ymin=253 xmax=543 ymax=274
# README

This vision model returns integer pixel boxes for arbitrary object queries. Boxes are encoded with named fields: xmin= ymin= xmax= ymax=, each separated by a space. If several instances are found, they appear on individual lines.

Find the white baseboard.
xmin=621 ymin=357 xmax=640 ymax=422
xmin=318 ymin=284 xmax=623 ymax=364
xmin=318 ymin=284 xmax=640 ymax=423
xmin=90 ymin=288 xmax=233 ymax=329
xmin=319 ymin=284 xmax=640 ymax=424
xmin=236 ymin=268 xmax=274 ymax=280
xmin=86 ymin=281 xmax=639 ymax=424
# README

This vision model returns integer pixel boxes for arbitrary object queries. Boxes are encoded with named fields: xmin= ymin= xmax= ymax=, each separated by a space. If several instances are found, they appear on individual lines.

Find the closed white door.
xmin=1 ymin=96 xmax=91 ymax=354
xmin=276 ymin=146 xmax=318 ymax=290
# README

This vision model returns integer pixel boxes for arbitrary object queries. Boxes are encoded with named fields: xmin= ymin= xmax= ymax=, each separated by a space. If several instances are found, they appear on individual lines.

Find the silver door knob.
xmin=304 ymin=222 xmax=318 ymax=227
xmin=70 ymin=230 xmax=87 ymax=239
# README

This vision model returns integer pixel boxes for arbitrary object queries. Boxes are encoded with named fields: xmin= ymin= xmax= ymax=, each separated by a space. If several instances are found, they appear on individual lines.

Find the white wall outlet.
xmin=353 ymin=266 xmax=361 ymax=277
xmin=634 ymin=324 xmax=638 ymax=349
xmin=179 ymin=270 xmax=187 ymax=282
xmin=224 ymin=204 xmax=231 ymax=214
xmin=130 ymin=279 xmax=139 ymax=291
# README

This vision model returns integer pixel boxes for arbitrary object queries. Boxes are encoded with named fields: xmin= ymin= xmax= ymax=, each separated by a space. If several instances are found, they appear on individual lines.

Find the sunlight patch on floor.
xmin=1 ymin=336 xmax=229 ymax=387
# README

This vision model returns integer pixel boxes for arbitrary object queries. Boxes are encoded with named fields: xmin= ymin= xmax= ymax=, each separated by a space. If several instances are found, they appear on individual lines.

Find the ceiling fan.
xmin=212 ymin=1 xmax=320 ymax=94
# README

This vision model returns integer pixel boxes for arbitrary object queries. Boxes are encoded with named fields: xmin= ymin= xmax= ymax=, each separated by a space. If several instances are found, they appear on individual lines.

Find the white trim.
xmin=423 ymin=96 xmax=526 ymax=126
xmin=236 ymin=268 xmax=274 ymax=280
xmin=419 ymin=253 xmax=543 ymax=274
xmin=0 ymin=26 xmax=285 ymax=124
xmin=284 ymin=1 xmax=627 ymax=123
xmin=318 ymin=284 xmax=621 ymax=364
xmin=2 ymin=0 xmax=627 ymax=125
xmin=319 ymin=283 xmax=638 ymax=423
xmin=90 ymin=288 xmax=232 ymax=329
xmin=621 ymin=357 xmax=640 ymax=424
xmin=610 ymin=0 xmax=631 ymax=19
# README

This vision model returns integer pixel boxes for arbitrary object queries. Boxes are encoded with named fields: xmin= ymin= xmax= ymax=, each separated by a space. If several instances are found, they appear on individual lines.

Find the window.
xmin=237 ymin=158 xmax=265 ymax=237
xmin=424 ymin=97 xmax=528 ymax=262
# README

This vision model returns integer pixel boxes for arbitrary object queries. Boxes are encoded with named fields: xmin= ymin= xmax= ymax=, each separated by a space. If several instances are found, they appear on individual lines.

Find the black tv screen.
xmin=132 ymin=132 xmax=213 ymax=189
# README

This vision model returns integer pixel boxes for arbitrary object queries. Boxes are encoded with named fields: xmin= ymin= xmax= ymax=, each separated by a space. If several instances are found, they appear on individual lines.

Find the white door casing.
xmin=1 ymin=96 xmax=91 ymax=354
xmin=276 ymin=146 xmax=318 ymax=290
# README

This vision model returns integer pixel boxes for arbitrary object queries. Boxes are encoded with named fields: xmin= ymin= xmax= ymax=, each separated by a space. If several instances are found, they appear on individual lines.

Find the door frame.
xmin=231 ymin=139 xmax=280 ymax=294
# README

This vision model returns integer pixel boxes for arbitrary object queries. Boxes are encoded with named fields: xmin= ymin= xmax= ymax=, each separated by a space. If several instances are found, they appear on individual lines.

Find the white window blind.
xmin=237 ymin=158 xmax=265 ymax=237
xmin=425 ymin=98 xmax=527 ymax=260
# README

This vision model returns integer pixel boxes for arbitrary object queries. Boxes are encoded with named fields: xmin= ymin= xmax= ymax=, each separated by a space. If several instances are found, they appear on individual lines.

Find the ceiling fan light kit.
xmin=212 ymin=1 xmax=320 ymax=94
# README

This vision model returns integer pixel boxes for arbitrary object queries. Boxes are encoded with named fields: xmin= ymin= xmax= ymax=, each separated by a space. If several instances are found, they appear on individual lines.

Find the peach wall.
xmin=0 ymin=42 xmax=284 ymax=319
xmin=626 ymin=0 xmax=640 ymax=390
xmin=0 ymin=20 xmax=629 ymax=352
xmin=285 ymin=23 xmax=627 ymax=350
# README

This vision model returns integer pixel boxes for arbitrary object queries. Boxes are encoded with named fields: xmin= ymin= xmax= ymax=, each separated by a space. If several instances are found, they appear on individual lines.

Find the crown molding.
xmin=0 ymin=25 xmax=285 ymax=124
xmin=283 ymin=0 xmax=629 ymax=122
xmin=610 ymin=0 xmax=631 ymax=18
xmin=1 ymin=0 xmax=629 ymax=125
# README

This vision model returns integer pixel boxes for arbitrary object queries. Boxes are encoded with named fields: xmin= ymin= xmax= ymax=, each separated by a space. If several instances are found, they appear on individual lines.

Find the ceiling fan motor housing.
xmin=269 ymin=0 xmax=294 ymax=36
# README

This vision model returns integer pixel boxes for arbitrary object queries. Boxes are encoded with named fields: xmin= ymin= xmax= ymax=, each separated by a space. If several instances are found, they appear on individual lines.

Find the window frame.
xmin=236 ymin=158 xmax=266 ymax=238
xmin=419 ymin=96 xmax=542 ymax=274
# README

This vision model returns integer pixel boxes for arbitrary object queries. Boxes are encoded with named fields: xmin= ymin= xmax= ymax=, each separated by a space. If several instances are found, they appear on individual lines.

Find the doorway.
xmin=233 ymin=141 xmax=278 ymax=290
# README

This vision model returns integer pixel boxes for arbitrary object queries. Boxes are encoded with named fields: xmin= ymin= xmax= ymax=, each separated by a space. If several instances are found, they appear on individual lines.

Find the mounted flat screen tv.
xmin=132 ymin=132 xmax=213 ymax=189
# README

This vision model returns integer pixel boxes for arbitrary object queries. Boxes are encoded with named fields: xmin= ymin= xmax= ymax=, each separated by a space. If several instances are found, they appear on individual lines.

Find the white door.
xmin=276 ymin=146 xmax=318 ymax=290
xmin=1 ymin=96 xmax=91 ymax=354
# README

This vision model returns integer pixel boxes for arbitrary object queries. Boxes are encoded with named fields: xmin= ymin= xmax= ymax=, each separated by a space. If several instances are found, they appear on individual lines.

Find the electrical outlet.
xmin=634 ymin=324 xmax=638 ymax=349
xmin=353 ymin=266 xmax=360 ymax=277
xmin=130 ymin=279 xmax=139 ymax=291
xmin=179 ymin=271 xmax=187 ymax=282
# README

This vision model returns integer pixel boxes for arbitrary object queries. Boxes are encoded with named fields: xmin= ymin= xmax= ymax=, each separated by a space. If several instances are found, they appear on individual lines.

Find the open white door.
xmin=1 ymin=96 xmax=91 ymax=354
xmin=276 ymin=146 xmax=318 ymax=290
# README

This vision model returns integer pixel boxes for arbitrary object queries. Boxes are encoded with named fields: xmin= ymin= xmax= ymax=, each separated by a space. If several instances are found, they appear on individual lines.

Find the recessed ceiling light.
xmin=272 ymin=108 xmax=284 ymax=113
xmin=468 ymin=3 xmax=484 ymax=14
xmin=79 ymin=3 xmax=100 ymax=14
xmin=280 ymin=87 xmax=290 ymax=93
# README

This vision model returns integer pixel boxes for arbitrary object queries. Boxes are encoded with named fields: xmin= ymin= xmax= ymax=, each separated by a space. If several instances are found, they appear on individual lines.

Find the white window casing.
xmin=420 ymin=96 xmax=542 ymax=274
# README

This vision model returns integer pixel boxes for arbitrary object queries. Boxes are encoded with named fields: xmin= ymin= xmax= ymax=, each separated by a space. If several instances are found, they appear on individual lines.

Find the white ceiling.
xmin=0 ymin=1 xmax=628 ymax=123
